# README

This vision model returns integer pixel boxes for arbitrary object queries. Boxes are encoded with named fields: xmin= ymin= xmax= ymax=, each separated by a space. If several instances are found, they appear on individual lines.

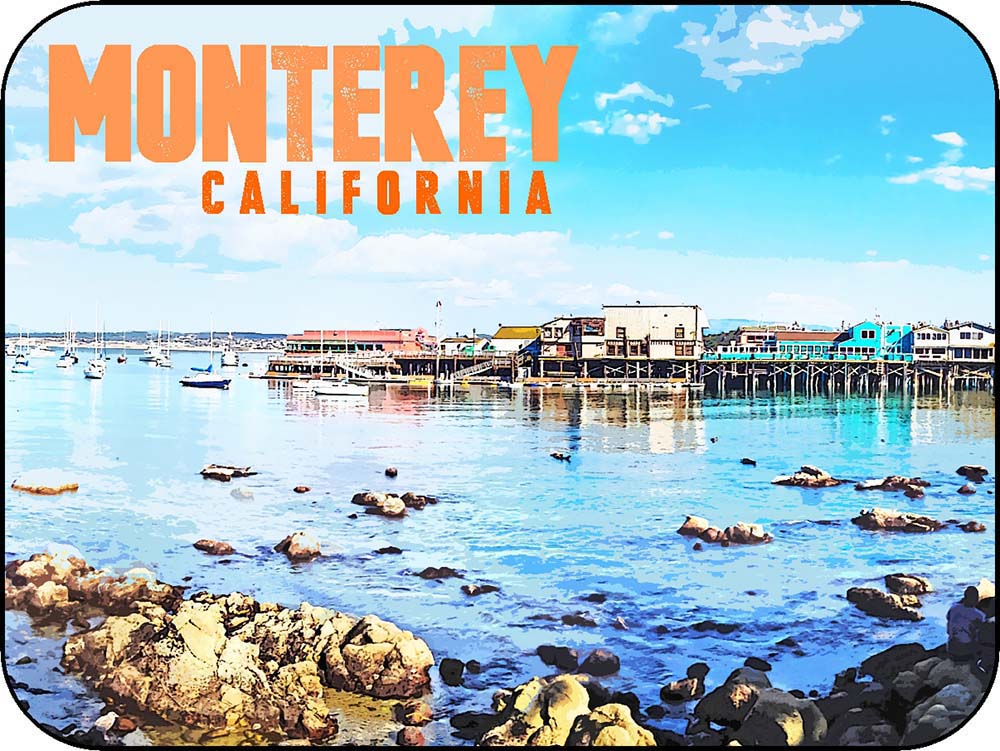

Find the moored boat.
xmin=312 ymin=379 xmax=369 ymax=397
xmin=11 ymin=354 xmax=34 ymax=374
xmin=180 ymin=365 xmax=231 ymax=389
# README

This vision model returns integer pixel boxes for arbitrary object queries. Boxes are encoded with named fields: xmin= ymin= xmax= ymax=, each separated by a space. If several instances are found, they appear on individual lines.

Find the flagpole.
xmin=434 ymin=300 xmax=442 ymax=383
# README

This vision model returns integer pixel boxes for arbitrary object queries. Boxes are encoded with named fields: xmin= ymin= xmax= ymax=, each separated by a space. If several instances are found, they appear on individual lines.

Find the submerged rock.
xmin=385 ymin=467 xmax=398 ymax=478
xmin=293 ymin=485 xmax=310 ymax=494
xmin=957 ymin=483 xmax=977 ymax=495
xmin=956 ymin=465 xmax=989 ymax=482
xmin=230 ymin=487 xmax=254 ymax=500
xmin=461 ymin=583 xmax=499 ymax=597
xmin=561 ymin=613 xmax=597 ymax=628
xmin=847 ymin=587 xmax=923 ymax=621
xmin=772 ymin=465 xmax=847 ymax=488
xmin=680 ymin=516 xmax=772 ymax=545
xmin=741 ymin=457 xmax=757 ymax=466
xmin=376 ymin=546 xmax=404 ymax=555
xmin=395 ymin=699 xmax=433 ymax=726
xmin=677 ymin=515 xmax=709 ymax=536
xmin=273 ymin=532 xmax=321 ymax=561
xmin=885 ymin=573 xmax=933 ymax=595
xmin=578 ymin=649 xmax=620 ymax=677
xmin=851 ymin=508 xmax=945 ymax=533
xmin=959 ymin=521 xmax=986 ymax=533
xmin=537 ymin=645 xmax=579 ymax=671
xmin=200 ymin=464 xmax=257 ymax=482
xmin=414 ymin=567 xmax=461 ymax=580
xmin=854 ymin=476 xmax=930 ymax=497
xmin=194 ymin=539 xmax=236 ymax=556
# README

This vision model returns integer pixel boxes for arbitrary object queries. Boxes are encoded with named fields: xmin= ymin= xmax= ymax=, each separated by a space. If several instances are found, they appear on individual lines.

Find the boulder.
xmin=723 ymin=522 xmax=773 ymax=545
xmin=699 ymin=527 xmax=726 ymax=543
xmin=461 ymin=583 xmax=500 ymax=597
xmin=415 ymin=567 xmax=461 ymax=580
xmin=976 ymin=579 xmax=995 ymax=601
xmin=200 ymin=464 xmax=257 ymax=482
xmin=537 ymin=645 xmax=579 ymax=671
xmin=734 ymin=688 xmax=827 ymax=746
xmin=660 ymin=677 xmax=702 ymax=702
xmin=741 ymin=458 xmax=757 ymax=466
xmin=925 ymin=659 xmax=984 ymax=695
xmin=854 ymin=476 xmax=931 ymax=496
xmin=10 ymin=469 xmax=80 ymax=495
xmin=677 ymin=516 xmax=709 ymax=536
xmin=851 ymin=508 xmax=945 ymax=533
xmin=744 ymin=657 xmax=772 ymax=672
xmin=957 ymin=483 xmax=977 ymax=495
xmin=194 ymin=539 xmax=235 ymax=556
xmin=293 ymin=486 xmax=310 ymax=494
xmin=957 ymin=465 xmax=989 ymax=482
xmin=478 ymin=674 xmax=591 ymax=746
xmin=959 ymin=521 xmax=986 ymax=533
xmin=401 ymin=492 xmax=438 ymax=509
xmin=274 ymin=532 xmax=321 ymax=561
xmin=772 ymin=466 xmax=846 ymax=488
xmin=578 ymin=649 xmax=619 ymax=677
xmin=395 ymin=700 xmax=433 ymax=726
xmin=694 ymin=667 xmax=771 ymax=727
xmin=373 ymin=496 xmax=407 ymax=517
xmin=324 ymin=615 xmax=434 ymax=698
xmin=385 ymin=467 xmax=398 ymax=478
xmin=561 ymin=613 xmax=597 ymax=627
xmin=903 ymin=682 xmax=983 ymax=745
xmin=397 ymin=727 xmax=425 ymax=746
xmin=885 ymin=573 xmax=932 ymax=595
xmin=439 ymin=657 xmax=464 ymax=687
xmin=859 ymin=643 xmax=932 ymax=683
xmin=376 ymin=546 xmax=404 ymax=555
xmin=565 ymin=703 xmax=656 ymax=746
xmin=846 ymin=587 xmax=923 ymax=620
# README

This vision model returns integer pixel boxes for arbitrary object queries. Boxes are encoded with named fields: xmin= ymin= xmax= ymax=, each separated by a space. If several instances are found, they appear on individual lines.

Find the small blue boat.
xmin=180 ymin=363 xmax=232 ymax=389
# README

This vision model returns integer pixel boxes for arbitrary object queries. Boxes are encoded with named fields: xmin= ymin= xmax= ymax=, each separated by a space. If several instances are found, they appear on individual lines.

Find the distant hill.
xmin=704 ymin=318 xmax=835 ymax=335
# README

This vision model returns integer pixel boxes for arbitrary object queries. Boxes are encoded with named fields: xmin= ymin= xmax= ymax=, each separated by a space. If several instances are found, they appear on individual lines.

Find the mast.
xmin=435 ymin=300 xmax=442 ymax=381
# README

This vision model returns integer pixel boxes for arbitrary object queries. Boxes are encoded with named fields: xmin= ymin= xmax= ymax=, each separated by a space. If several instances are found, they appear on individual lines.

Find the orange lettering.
xmin=415 ymin=170 xmax=440 ymax=214
xmin=333 ymin=46 xmax=379 ymax=161
xmin=458 ymin=170 xmax=482 ymax=214
xmin=512 ymin=46 xmax=576 ymax=162
xmin=342 ymin=170 xmax=361 ymax=214
xmin=280 ymin=170 xmax=298 ymax=214
xmin=202 ymin=170 xmax=224 ymax=214
xmin=240 ymin=170 xmax=265 ymax=213
xmin=377 ymin=170 xmax=400 ymax=215
xmin=525 ymin=170 xmax=550 ymax=214
xmin=459 ymin=46 xmax=506 ymax=162
xmin=385 ymin=46 xmax=452 ymax=162
xmin=203 ymin=45 xmax=267 ymax=162
xmin=271 ymin=46 xmax=327 ymax=161
xmin=136 ymin=45 xmax=196 ymax=162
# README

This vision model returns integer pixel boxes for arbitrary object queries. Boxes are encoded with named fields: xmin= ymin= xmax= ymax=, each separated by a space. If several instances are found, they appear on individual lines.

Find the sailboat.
xmin=156 ymin=324 xmax=173 ymax=368
xmin=11 ymin=329 xmax=34 ymax=373
xmin=84 ymin=320 xmax=106 ymax=379
xmin=180 ymin=323 xmax=231 ymax=389
xmin=56 ymin=321 xmax=78 ymax=368
xmin=220 ymin=332 xmax=239 ymax=367
xmin=139 ymin=324 xmax=163 ymax=362
xmin=118 ymin=333 xmax=128 ymax=363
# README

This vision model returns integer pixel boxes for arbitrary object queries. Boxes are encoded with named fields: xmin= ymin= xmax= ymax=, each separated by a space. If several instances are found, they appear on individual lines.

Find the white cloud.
xmin=888 ymin=165 xmax=994 ymax=192
xmin=678 ymin=5 xmax=863 ymax=92
xmin=978 ymin=254 xmax=991 ymax=262
xmin=606 ymin=111 xmax=680 ymax=144
xmin=940 ymin=148 xmax=964 ymax=165
xmin=690 ymin=104 xmax=712 ymax=111
xmin=932 ymin=131 xmax=966 ymax=147
xmin=906 ymin=155 xmax=924 ymax=163
xmin=624 ymin=230 xmax=640 ymax=239
xmin=589 ymin=5 xmax=677 ymax=48
xmin=605 ymin=283 xmax=677 ymax=305
xmin=824 ymin=154 xmax=842 ymax=165
xmin=4 ymin=85 xmax=47 ymax=108
xmin=657 ymin=230 xmax=675 ymax=240
xmin=595 ymin=82 xmax=673 ymax=110
xmin=565 ymin=120 xmax=606 ymax=135
xmin=865 ymin=250 xmax=878 ymax=257
xmin=880 ymin=114 xmax=896 ymax=123
xmin=5 ymin=249 xmax=29 ymax=266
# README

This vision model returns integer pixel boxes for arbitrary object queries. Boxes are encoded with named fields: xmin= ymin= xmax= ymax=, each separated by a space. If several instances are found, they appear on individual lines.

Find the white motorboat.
xmin=139 ymin=343 xmax=162 ymax=362
xmin=84 ymin=359 xmax=106 ymax=379
xmin=11 ymin=354 xmax=34 ymax=374
xmin=291 ymin=379 xmax=315 ymax=389
xmin=56 ymin=353 xmax=75 ymax=368
xmin=312 ymin=379 xmax=369 ymax=397
xmin=220 ymin=332 xmax=239 ymax=367
xmin=29 ymin=344 xmax=55 ymax=358
xmin=4 ymin=341 xmax=16 ymax=357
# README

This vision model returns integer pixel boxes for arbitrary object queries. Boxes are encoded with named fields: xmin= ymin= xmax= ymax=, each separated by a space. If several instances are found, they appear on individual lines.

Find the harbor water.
xmin=4 ymin=351 xmax=995 ymax=743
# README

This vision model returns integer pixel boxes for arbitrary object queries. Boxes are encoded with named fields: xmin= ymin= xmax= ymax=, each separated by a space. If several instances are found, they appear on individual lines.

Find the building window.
xmin=615 ymin=327 xmax=626 ymax=339
xmin=961 ymin=332 xmax=971 ymax=340
xmin=674 ymin=326 xmax=685 ymax=339
xmin=861 ymin=329 xmax=876 ymax=339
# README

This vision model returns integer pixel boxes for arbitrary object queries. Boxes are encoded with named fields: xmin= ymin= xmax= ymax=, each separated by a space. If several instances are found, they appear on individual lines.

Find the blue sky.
xmin=3 ymin=5 xmax=995 ymax=334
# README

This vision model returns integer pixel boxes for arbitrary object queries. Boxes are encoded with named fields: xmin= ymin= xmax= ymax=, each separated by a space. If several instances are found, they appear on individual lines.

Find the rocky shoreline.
xmin=5 ymin=547 xmax=996 ymax=747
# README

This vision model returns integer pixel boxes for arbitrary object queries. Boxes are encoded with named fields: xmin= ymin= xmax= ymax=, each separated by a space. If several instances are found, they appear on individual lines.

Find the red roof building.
xmin=285 ymin=329 xmax=433 ymax=355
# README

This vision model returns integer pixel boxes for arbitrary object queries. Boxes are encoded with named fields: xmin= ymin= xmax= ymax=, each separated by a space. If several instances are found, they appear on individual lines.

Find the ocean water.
xmin=3 ymin=351 xmax=996 ymax=743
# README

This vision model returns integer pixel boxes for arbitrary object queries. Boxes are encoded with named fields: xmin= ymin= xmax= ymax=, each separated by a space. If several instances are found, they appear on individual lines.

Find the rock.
xmin=776 ymin=637 xmax=799 ymax=648
xmin=94 ymin=713 xmax=119 ymax=732
xmin=461 ymin=583 xmax=500 ymax=597
xmin=693 ymin=542 xmax=703 ymax=551
xmin=957 ymin=465 xmax=989 ymax=482
xmin=612 ymin=617 xmax=628 ymax=631
xmin=561 ymin=613 xmax=597 ymax=628
xmin=230 ymin=487 xmax=254 ymax=500
xmin=847 ymin=587 xmax=923 ymax=620
xmin=466 ymin=660 xmax=482 ymax=674
xmin=397 ymin=727 xmax=425 ymax=746
xmin=352 ymin=491 xmax=418 ymax=517
xmin=734 ymin=688 xmax=827 ymax=746
xmin=550 ymin=452 xmax=571 ymax=462
xmin=854 ymin=476 xmax=931 ymax=496
xmin=293 ymin=485 xmax=310 ymax=494
xmin=400 ymin=492 xmax=438 ymax=509
xmin=578 ymin=649 xmax=619 ymax=677
xmin=376 ymin=546 xmax=403 ymax=555
xmin=976 ymin=578 xmax=995 ymax=601
xmin=582 ymin=592 xmax=607 ymax=603
xmin=892 ymin=670 xmax=925 ymax=704
xmin=646 ymin=704 xmax=666 ymax=719
xmin=274 ymin=531 xmax=321 ymax=561
xmin=859 ymin=643 xmax=932 ymax=682
xmin=112 ymin=716 xmax=137 ymax=733
xmin=385 ymin=467 xmax=398 ymax=478
xmin=661 ymin=677 xmax=703 ymax=702
xmin=537 ymin=645 xmax=579 ymax=671
xmin=885 ymin=573 xmax=933 ymax=595
xmin=744 ymin=657 xmax=771 ymax=672
xmin=903 ymin=682 xmax=983 ymax=745
xmin=692 ymin=620 xmax=739 ymax=634
xmin=200 ymin=464 xmax=257 ymax=482
xmin=959 ymin=521 xmax=986 ymax=533
xmin=771 ymin=466 xmax=846 ymax=488
xmin=439 ymin=658 xmax=464 ymax=687
xmin=836 ymin=723 xmax=900 ymax=746
xmin=15 ymin=656 xmax=33 ymax=665
xmin=723 ymin=522 xmax=773 ymax=545
xmin=925 ymin=659 xmax=984 ymax=695
xmin=11 ymin=469 xmax=80 ymax=495
xmin=393 ymin=699 xmax=434 ymax=726
xmin=687 ymin=662 xmax=710 ymax=680
xmin=694 ymin=667 xmax=771 ymax=727
xmin=478 ymin=674 xmax=591 ymax=746
xmin=957 ymin=483 xmax=977 ymax=495
xmin=566 ymin=703 xmax=656 ymax=746
xmin=415 ymin=566 xmax=461 ymax=580
xmin=193 ymin=539 xmax=235 ymax=556
xmin=741 ymin=458 xmax=757 ymax=466
xmin=699 ymin=527 xmax=726 ymax=543
xmin=27 ymin=580 xmax=70 ymax=615
xmin=369 ymin=496 xmax=406 ymax=518
xmin=677 ymin=515 xmax=709 ymax=536
xmin=851 ymin=508 xmax=945 ymax=533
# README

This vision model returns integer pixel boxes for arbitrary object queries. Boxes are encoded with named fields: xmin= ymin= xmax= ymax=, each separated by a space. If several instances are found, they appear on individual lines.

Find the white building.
xmin=945 ymin=321 xmax=994 ymax=362
xmin=602 ymin=305 xmax=707 ymax=360
xmin=911 ymin=324 xmax=949 ymax=361
xmin=489 ymin=326 xmax=541 ymax=354
xmin=540 ymin=316 xmax=606 ymax=359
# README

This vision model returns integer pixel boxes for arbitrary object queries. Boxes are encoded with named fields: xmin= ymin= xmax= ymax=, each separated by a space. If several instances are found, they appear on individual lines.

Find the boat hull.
xmin=180 ymin=378 xmax=231 ymax=389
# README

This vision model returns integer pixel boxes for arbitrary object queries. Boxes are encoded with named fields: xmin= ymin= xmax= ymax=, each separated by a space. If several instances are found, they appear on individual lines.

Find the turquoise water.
xmin=4 ymin=351 xmax=995 ymax=741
